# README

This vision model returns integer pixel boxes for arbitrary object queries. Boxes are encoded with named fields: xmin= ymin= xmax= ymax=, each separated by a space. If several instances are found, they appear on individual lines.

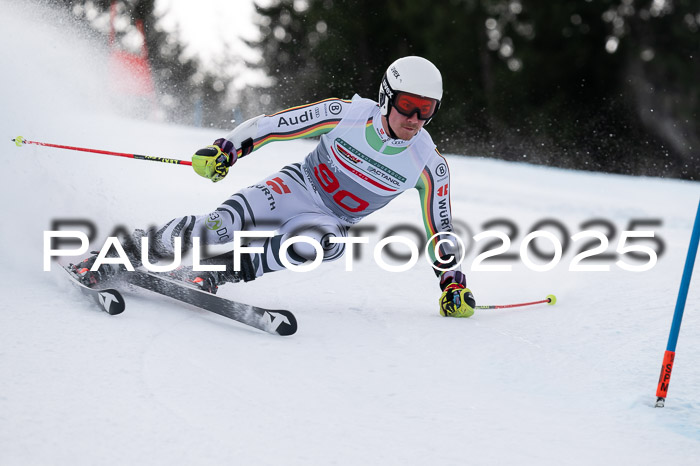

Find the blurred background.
xmin=50 ymin=0 xmax=698 ymax=179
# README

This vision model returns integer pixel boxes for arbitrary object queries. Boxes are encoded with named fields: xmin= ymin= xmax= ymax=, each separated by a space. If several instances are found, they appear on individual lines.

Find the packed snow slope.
xmin=1 ymin=1 xmax=699 ymax=465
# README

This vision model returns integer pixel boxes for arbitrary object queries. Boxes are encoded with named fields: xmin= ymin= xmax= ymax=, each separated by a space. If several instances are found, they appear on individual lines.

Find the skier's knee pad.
xmin=282 ymin=221 xmax=347 ymax=263
xmin=288 ymin=231 xmax=345 ymax=262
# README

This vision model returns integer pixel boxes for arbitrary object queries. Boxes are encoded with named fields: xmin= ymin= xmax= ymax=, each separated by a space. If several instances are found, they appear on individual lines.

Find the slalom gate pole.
xmin=476 ymin=294 xmax=557 ymax=310
xmin=655 ymin=198 xmax=700 ymax=408
xmin=11 ymin=136 xmax=192 ymax=167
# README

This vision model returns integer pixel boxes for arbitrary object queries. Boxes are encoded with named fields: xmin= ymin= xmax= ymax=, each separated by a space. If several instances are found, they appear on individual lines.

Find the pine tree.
xmin=247 ymin=0 xmax=698 ymax=179
xmin=54 ymin=0 xmax=234 ymax=128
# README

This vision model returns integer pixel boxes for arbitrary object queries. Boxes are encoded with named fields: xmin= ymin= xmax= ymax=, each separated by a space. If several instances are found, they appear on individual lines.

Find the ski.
xmin=123 ymin=271 xmax=297 ymax=336
xmin=62 ymin=265 xmax=126 ymax=315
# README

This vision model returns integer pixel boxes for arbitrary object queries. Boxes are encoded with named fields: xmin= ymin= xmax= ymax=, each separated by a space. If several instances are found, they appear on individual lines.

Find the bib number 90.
xmin=314 ymin=163 xmax=369 ymax=213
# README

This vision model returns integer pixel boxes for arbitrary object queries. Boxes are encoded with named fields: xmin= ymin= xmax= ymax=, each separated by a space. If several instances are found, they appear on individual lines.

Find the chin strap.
xmin=384 ymin=107 xmax=400 ymax=140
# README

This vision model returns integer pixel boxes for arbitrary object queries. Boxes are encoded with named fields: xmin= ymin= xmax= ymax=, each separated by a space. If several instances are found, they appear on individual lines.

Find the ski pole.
xmin=655 ymin=198 xmax=700 ymax=408
xmin=11 ymin=136 xmax=192 ymax=166
xmin=476 ymin=294 xmax=557 ymax=310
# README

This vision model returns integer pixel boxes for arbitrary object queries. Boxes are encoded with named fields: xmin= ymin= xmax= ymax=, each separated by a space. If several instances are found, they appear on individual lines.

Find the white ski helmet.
xmin=378 ymin=56 xmax=443 ymax=124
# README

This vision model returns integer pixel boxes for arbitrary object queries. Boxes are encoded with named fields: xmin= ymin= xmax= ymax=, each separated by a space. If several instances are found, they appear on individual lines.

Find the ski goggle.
xmin=392 ymin=91 xmax=440 ymax=120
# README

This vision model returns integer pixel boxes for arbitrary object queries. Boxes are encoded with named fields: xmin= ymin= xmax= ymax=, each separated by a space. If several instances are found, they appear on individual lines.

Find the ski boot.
xmin=167 ymin=251 xmax=257 ymax=294
xmin=170 ymin=269 xmax=228 ymax=294
xmin=68 ymin=230 xmax=146 ymax=288
xmin=69 ymin=253 xmax=124 ymax=288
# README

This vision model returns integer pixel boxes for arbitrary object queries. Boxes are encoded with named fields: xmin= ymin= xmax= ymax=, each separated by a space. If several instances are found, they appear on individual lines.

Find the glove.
xmin=439 ymin=270 xmax=475 ymax=318
xmin=192 ymin=138 xmax=237 ymax=182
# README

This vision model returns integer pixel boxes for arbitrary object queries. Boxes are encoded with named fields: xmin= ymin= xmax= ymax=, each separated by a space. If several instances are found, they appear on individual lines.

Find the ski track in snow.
xmin=1 ymin=1 xmax=700 ymax=464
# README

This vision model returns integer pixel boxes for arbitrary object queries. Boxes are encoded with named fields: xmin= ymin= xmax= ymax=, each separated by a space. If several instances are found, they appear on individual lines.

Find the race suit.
xmin=150 ymin=95 xmax=460 ymax=281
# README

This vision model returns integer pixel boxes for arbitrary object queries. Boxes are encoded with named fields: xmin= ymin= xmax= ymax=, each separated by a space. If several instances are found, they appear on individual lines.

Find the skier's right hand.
xmin=192 ymin=138 xmax=237 ymax=182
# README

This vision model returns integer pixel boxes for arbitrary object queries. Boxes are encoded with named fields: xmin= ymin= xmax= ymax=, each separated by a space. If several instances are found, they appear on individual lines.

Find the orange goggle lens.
xmin=393 ymin=92 xmax=439 ymax=120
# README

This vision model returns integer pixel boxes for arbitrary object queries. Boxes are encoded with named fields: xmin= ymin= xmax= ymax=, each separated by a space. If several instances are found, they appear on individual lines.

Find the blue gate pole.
xmin=655 ymin=198 xmax=700 ymax=407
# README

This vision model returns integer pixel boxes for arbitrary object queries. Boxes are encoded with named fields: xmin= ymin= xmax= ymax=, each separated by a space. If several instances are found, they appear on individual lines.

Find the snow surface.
xmin=1 ymin=1 xmax=700 ymax=465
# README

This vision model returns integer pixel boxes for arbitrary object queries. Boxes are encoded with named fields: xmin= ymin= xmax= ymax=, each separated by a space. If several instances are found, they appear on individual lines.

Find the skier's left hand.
xmin=192 ymin=138 xmax=237 ymax=182
xmin=439 ymin=270 xmax=475 ymax=318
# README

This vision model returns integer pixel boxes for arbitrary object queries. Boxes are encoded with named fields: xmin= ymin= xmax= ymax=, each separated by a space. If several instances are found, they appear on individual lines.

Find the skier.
xmin=72 ymin=56 xmax=476 ymax=318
